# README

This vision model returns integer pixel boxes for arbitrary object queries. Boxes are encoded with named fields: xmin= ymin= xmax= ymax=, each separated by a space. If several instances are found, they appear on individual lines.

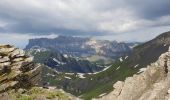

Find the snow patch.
xmin=65 ymin=76 xmax=72 ymax=79
xmin=119 ymin=57 xmax=123 ymax=62
xmin=88 ymin=65 xmax=112 ymax=75
xmin=164 ymin=44 xmax=167 ymax=46
xmin=77 ymin=73 xmax=86 ymax=79
xmin=65 ymin=73 xmax=75 ymax=75
xmin=116 ymin=66 xmax=120 ymax=70
xmin=53 ymin=58 xmax=66 ymax=65
xmin=99 ymin=93 xmax=107 ymax=97
xmin=63 ymin=54 xmax=68 ymax=58
xmin=134 ymin=64 xmax=139 ymax=68
xmin=125 ymin=56 xmax=128 ymax=59
xmin=46 ymin=73 xmax=55 ymax=77
xmin=137 ymin=68 xmax=146 ymax=73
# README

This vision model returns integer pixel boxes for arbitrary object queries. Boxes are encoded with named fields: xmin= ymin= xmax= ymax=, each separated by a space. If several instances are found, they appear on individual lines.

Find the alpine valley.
xmin=1 ymin=31 xmax=170 ymax=100
xmin=25 ymin=31 xmax=170 ymax=100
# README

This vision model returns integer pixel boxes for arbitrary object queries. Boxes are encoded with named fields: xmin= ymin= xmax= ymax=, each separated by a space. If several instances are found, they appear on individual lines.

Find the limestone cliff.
xmin=0 ymin=44 xmax=41 ymax=92
xmin=95 ymin=47 xmax=170 ymax=100
xmin=0 ymin=44 xmax=80 ymax=100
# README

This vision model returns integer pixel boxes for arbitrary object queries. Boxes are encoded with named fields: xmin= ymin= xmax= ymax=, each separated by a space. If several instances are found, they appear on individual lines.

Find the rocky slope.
xmin=66 ymin=31 xmax=170 ymax=100
xmin=0 ymin=44 xmax=79 ymax=100
xmin=95 ymin=47 xmax=170 ymax=100
xmin=128 ymin=31 xmax=170 ymax=69
xmin=26 ymin=48 xmax=102 ymax=73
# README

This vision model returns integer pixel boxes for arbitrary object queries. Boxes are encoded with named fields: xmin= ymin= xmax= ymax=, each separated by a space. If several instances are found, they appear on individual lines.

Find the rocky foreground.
xmin=0 ymin=44 xmax=79 ymax=100
xmin=95 ymin=47 xmax=170 ymax=100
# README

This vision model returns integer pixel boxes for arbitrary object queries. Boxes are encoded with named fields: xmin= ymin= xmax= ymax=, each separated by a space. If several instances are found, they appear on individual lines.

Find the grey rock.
xmin=0 ymin=45 xmax=42 ymax=93
xmin=0 ymin=57 xmax=9 ymax=63
xmin=0 ymin=92 xmax=9 ymax=100
xmin=95 ymin=46 xmax=170 ymax=100
xmin=9 ymin=49 xmax=25 ymax=58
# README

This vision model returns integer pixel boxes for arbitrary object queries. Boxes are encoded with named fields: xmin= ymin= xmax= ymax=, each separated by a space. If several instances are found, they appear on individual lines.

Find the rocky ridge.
xmin=0 ymin=44 xmax=41 ymax=93
xmin=95 ymin=47 xmax=170 ymax=100
xmin=0 ymin=44 xmax=80 ymax=100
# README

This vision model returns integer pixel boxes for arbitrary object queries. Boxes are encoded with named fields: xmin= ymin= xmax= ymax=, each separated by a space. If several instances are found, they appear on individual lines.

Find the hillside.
xmin=52 ymin=31 xmax=170 ymax=100
xmin=26 ymin=48 xmax=103 ymax=73
xmin=82 ymin=31 xmax=170 ymax=99
xmin=95 ymin=46 xmax=170 ymax=100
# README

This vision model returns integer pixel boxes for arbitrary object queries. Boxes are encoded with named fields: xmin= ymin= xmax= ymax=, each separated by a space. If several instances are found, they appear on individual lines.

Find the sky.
xmin=0 ymin=0 xmax=170 ymax=48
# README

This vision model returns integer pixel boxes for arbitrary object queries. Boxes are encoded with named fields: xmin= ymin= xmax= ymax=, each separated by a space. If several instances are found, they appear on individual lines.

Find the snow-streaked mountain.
xmin=26 ymin=47 xmax=102 ymax=73
xmin=25 ymin=36 xmax=131 ymax=60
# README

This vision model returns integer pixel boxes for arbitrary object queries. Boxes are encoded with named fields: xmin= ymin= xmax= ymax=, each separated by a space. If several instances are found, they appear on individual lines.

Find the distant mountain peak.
xmin=25 ymin=35 xmax=131 ymax=59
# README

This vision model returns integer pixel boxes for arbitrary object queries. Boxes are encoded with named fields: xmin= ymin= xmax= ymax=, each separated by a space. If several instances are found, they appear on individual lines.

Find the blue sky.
xmin=0 ymin=0 xmax=170 ymax=48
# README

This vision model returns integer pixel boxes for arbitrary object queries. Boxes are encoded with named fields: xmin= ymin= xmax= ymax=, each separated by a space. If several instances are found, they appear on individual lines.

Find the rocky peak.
xmin=0 ymin=44 xmax=41 ymax=93
xmin=95 ymin=46 xmax=170 ymax=100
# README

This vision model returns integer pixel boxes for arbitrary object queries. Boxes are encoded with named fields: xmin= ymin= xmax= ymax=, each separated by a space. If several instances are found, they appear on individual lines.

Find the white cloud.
xmin=0 ymin=33 xmax=58 ymax=48
xmin=0 ymin=0 xmax=169 ymax=45
xmin=0 ymin=0 xmax=168 ymax=34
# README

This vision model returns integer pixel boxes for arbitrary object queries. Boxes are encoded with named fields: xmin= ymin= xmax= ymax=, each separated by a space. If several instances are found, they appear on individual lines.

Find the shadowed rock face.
xmin=0 ymin=44 xmax=41 ymax=93
xmin=95 ymin=47 xmax=170 ymax=100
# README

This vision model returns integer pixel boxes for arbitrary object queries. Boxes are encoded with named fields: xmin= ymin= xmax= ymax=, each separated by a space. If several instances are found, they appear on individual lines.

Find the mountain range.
xmin=26 ymin=47 xmax=102 ymax=73
xmin=34 ymin=31 xmax=170 ymax=100
xmin=25 ymin=36 xmax=134 ymax=73
xmin=1 ymin=31 xmax=170 ymax=100
xmin=25 ymin=36 xmax=131 ymax=59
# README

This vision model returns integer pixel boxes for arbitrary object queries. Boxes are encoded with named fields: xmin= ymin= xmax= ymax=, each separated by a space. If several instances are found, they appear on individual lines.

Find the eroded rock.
xmin=0 ymin=44 xmax=41 ymax=93
xmin=96 ymin=46 xmax=170 ymax=100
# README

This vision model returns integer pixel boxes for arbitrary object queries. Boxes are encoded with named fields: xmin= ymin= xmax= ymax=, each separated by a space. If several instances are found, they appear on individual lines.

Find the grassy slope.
xmin=81 ymin=60 xmax=138 ymax=100
xmin=8 ymin=87 xmax=71 ymax=100
xmin=80 ymin=32 xmax=170 ymax=99
xmin=29 ymin=32 xmax=170 ymax=100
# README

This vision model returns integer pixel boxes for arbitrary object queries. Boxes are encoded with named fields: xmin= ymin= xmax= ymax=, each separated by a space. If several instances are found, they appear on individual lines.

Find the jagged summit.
xmin=0 ymin=44 xmax=41 ymax=93
xmin=95 ymin=46 xmax=170 ymax=100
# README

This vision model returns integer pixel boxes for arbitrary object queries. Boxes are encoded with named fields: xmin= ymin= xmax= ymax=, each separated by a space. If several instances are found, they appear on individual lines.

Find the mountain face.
xmin=26 ymin=47 xmax=102 ymax=73
xmin=25 ymin=36 xmax=131 ymax=73
xmin=0 ymin=45 xmax=41 ymax=92
xmin=25 ymin=36 xmax=131 ymax=59
xmin=127 ymin=31 xmax=170 ymax=69
xmin=0 ymin=44 xmax=79 ymax=100
xmin=95 ymin=47 xmax=170 ymax=100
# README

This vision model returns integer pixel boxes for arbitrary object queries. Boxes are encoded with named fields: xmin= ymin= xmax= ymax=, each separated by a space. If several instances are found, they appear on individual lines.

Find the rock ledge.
xmin=0 ymin=44 xmax=41 ymax=93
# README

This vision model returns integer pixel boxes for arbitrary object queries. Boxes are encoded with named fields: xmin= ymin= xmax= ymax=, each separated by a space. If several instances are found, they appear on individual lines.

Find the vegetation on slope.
xmin=7 ymin=87 xmax=71 ymax=100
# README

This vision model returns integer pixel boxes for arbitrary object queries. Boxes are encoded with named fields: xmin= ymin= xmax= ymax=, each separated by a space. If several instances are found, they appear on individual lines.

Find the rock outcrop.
xmin=0 ymin=44 xmax=41 ymax=93
xmin=0 ymin=44 xmax=80 ymax=100
xmin=95 ymin=46 xmax=170 ymax=100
